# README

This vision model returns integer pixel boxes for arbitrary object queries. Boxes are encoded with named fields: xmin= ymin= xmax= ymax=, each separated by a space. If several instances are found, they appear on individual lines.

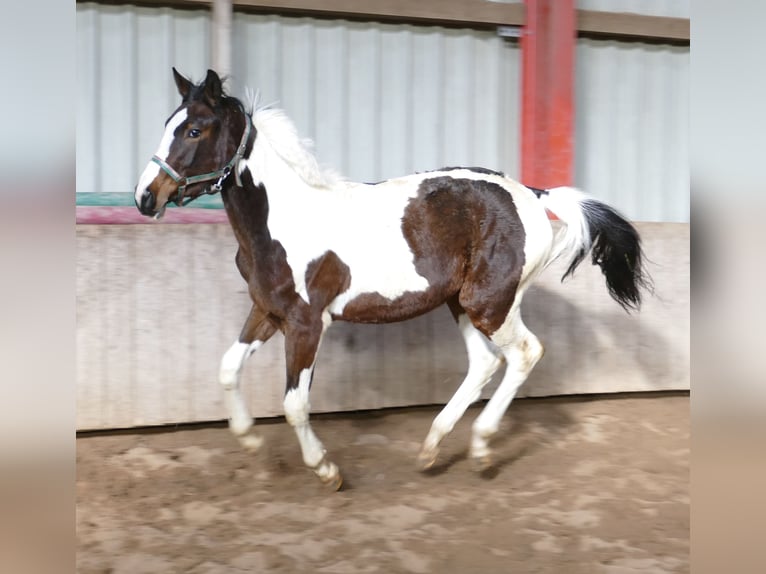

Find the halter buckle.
xmin=211 ymin=165 xmax=232 ymax=193
xmin=175 ymin=184 xmax=187 ymax=206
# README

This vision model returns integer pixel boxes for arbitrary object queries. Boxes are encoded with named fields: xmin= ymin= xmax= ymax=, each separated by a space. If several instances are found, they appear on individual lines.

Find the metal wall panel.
xmin=77 ymin=4 xmax=688 ymax=221
xmin=575 ymin=38 xmax=689 ymax=222
xmin=78 ymin=3 xmax=211 ymax=194
xmin=577 ymin=0 xmax=689 ymax=18
xmin=77 ymin=3 xmax=521 ymax=194
xmin=229 ymin=14 xmax=523 ymax=182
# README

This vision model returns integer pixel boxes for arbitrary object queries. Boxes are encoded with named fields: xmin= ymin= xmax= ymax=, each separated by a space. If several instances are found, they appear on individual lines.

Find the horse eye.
xmin=188 ymin=128 xmax=201 ymax=138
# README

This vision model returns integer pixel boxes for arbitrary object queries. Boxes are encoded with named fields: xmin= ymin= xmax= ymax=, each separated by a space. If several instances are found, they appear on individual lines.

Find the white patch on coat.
xmin=242 ymin=112 xmax=556 ymax=314
xmin=135 ymin=108 xmax=188 ymax=204
xmin=245 ymin=109 xmax=431 ymax=308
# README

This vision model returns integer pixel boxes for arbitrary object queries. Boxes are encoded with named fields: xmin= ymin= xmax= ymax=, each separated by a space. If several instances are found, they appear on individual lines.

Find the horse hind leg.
xmin=418 ymin=306 xmax=504 ymax=470
xmin=219 ymin=305 xmax=277 ymax=451
xmin=471 ymin=309 xmax=544 ymax=471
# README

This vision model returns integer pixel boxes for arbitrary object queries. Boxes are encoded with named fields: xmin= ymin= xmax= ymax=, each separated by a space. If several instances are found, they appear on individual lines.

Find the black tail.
xmin=563 ymin=199 xmax=653 ymax=311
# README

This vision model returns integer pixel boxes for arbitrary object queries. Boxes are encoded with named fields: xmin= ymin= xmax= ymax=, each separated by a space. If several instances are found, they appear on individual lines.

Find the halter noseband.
xmin=151 ymin=117 xmax=252 ymax=206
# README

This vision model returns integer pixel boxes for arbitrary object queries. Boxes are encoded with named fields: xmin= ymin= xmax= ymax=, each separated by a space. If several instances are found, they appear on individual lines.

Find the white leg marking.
xmin=219 ymin=340 xmax=263 ymax=447
xmin=284 ymin=369 xmax=323 ymax=464
xmin=135 ymin=108 xmax=188 ymax=203
xmin=284 ymin=367 xmax=339 ymax=484
xmin=220 ymin=340 xmax=261 ymax=390
xmin=283 ymin=368 xmax=312 ymax=427
xmin=419 ymin=315 xmax=503 ymax=466
xmin=471 ymin=316 xmax=543 ymax=460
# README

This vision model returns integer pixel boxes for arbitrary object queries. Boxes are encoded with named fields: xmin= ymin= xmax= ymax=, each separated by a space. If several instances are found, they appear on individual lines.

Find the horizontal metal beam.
xmin=224 ymin=0 xmax=526 ymax=27
xmin=577 ymin=10 xmax=689 ymax=42
xmin=94 ymin=0 xmax=525 ymax=27
xmin=84 ymin=0 xmax=689 ymax=42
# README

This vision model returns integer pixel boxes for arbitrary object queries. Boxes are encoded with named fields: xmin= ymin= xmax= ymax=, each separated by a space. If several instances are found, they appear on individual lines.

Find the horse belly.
xmin=330 ymin=283 xmax=452 ymax=324
xmin=325 ymin=220 xmax=466 ymax=323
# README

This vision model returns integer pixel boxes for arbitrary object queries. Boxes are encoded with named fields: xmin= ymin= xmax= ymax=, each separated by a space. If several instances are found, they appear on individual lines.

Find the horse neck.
xmin=222 ymin=128 xmax=334 ymax=253
xmin=220 ymin=175 xmax=271 ymax=253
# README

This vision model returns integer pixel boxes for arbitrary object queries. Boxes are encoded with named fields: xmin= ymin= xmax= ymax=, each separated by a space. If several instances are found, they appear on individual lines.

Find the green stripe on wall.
xmin=76 ymin=192 xmax=224 ymax=209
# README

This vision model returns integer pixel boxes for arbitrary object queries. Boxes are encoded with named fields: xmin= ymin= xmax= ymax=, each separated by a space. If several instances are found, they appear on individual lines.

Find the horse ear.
xmin=203 ymin=69 xmax=223 ymax=107
xmin=173 ymin=67 xmax=193 ymax=100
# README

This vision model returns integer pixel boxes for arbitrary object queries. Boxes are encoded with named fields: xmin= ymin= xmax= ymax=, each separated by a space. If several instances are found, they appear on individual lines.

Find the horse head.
xmin=135 ymin=68 xmax=251 ymax=218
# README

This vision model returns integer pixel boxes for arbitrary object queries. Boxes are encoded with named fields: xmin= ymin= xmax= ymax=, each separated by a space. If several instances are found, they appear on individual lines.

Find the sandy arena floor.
xmin=76 ymin=393 xmax=689 ymax=574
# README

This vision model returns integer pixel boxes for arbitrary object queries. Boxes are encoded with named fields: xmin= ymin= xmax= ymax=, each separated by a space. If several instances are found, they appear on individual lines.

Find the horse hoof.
xmin=417 ymin=447 xmax=439 ymax=471
xmin=324 ymin=473 xmax=344 ymax=491
xmin=238 ymin=433 xmax=264 ymax=452
xmin=316 ymin=461 xmax=343 ymax=491
xmin=472 ymin=454 xmax=494 ymax=473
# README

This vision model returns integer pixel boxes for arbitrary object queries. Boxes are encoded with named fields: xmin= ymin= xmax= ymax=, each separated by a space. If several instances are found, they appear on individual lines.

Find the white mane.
xmin=251 ymin=105 xmax=343 ymax=189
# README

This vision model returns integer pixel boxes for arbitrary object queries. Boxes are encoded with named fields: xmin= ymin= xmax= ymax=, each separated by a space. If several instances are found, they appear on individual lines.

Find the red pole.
xmin=521 ymin=0 xmax=575 ymax=191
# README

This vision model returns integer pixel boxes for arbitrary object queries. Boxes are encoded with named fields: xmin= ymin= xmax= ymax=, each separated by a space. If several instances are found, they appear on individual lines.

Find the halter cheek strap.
xmin=152 ymin=118 xmax=252 ymax=206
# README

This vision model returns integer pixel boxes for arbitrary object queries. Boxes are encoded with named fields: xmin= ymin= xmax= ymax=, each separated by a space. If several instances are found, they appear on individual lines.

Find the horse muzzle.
xmin=136 ymin=187 xmax=158 ymax=216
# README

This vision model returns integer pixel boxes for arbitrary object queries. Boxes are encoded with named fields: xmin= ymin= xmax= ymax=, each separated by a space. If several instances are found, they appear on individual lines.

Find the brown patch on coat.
xmin=402 ymin=176 xmax=526 ymax=337
xmin=222 ymin=175 xmax=298 ymax=327
xmin=237 ymin=304 xmax=278 ymax=345
xmin=336 ymin=176 xmax=526 ymax=337
xmin=222 ymin=176 xmax=315 ymax=388
xmin=225 ymin=176 xmax=359 ymax=386
xmin=335 ymin=179 xmax=472 ymax=323
xmin=277 ymin=251 xmax=352 ymax=383
xmin=334 ymin=290 xmax=443 ymax=324
xmin=304 ymin=251 xmax=352 ymax=310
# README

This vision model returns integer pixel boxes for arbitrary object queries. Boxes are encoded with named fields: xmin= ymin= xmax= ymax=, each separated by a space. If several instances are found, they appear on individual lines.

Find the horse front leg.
xmin=282 ymin=309 xmax=342 ymax=489
xmin=219 ymin=304 xmax=277 ymax=451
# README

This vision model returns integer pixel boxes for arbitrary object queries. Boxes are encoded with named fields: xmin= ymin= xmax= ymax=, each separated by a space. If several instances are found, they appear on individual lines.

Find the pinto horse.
xmin=135 ymin=69 xmax=651 ymax=489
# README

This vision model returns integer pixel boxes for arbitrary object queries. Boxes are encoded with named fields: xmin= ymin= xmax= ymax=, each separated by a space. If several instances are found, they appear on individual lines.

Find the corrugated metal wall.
xmin=77 ymin=4 xmax=213 ymax=196
xmin=77 ymin=3 xmax=521 ymax=193
xmin=77 ymin=2 xmax=688 ymax=222
xmin=231 ymin=15 xmax=521 ymax=182
xmin=574 ymin=38 xmax=689 ymax=222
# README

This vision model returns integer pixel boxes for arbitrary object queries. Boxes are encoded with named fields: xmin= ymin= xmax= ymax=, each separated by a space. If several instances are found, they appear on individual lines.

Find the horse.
xmin=135 ymin=68 xmax=651 ymax=490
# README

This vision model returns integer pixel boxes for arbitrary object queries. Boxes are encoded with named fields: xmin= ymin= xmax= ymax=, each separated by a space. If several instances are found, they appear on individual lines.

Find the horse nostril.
xmin=138 ymin=188 xmax=156 ymax=213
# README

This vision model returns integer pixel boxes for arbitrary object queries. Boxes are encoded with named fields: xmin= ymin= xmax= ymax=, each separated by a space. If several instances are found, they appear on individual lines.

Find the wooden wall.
xmin=76 ymin=221 xmax=689 ymax=430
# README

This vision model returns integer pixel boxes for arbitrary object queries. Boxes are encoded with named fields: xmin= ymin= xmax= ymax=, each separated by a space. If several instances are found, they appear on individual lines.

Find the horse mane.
xmin=188 ymin=75 xmax=342 ymax=189
xmin=250 ymin=105 xmax=344 ymax=189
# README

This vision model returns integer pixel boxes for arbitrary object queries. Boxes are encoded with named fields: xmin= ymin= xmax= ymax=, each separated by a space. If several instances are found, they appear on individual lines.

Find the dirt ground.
xmin=76 ymin=393 xmax=689 ymax=574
